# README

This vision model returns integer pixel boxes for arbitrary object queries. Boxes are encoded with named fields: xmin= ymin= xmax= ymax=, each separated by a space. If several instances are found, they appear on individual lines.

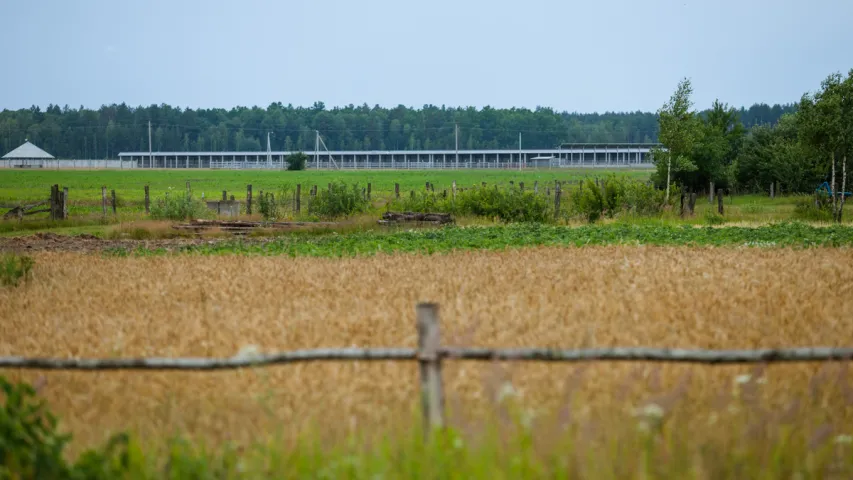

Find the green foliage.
xmin=258 ymin=192 xmax=281 ymax=220
xmin=453 ymin=186 xmax=553 ymax=223
xmin=0 ymin=253 xmax=34 ymax=286
xmin=703 ymin=210 xmax=726 ymax=225
xmin=570 ymin=177 xmax=672 ymax=222
xmin=150 ymin=189 xmax=210 ymax=221
xmin=793 ymin=195 xmax=834 ymax=222
xmin=652 ymin=78 xmax=701 ymax=198
xmin=307 ymin=182 xmax=370 ymax=219
xmin=286 ymin=152 xmax=308 ymax=171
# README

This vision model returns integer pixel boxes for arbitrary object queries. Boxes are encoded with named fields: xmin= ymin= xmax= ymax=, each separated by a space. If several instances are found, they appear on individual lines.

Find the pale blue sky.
xmin=1 ymin=0 xmax=851 ymax=113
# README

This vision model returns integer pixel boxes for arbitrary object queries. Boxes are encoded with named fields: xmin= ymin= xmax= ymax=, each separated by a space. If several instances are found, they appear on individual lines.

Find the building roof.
xmin=2 ymin=141 xmax=55 ymax=159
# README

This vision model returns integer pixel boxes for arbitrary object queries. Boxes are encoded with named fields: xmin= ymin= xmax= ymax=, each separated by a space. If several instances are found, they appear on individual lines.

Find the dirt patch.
xmin=0 ymin=232 xmax=250 ymax=254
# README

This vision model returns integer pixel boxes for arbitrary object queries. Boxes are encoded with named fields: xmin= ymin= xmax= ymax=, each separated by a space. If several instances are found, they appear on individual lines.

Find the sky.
xmin=1 ymin=0 xmax=851 ymax=114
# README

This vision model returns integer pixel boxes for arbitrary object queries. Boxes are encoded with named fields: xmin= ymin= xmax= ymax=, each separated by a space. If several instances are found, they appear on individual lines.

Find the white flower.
xmin=633 ymin=403 xmax=665 ymax=419
xmin=835 ymin=434 xmax=853 ymax=445
xmin=735 ymin=374 xmax=752 ymax=384
xmin=496 ymin=382 xmax=518 ymax=402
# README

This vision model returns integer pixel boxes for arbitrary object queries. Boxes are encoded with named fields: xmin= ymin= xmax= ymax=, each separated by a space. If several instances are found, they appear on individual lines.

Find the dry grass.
xmin=1 ymin=247 xmax=853 ymax=454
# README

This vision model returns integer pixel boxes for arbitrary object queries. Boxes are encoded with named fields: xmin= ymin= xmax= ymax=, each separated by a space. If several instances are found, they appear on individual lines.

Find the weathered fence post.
xmin=101 ymin=186 xmax=107 ymax=216
xmin=482 ymin=182 xmax=486 ymax=187
xmin=111 ymin=190 xmax=117 ymax=215
xmin=411 ymin=190 xmax=415 ymax=199
xmin=717 ymin=189 xmax=724 ymax=215
xmin=417 ymin=302 xmax=444 ymax=434
xmin=367 ymin=183 xmax=372 ymax=200
xmin=709 ymin=182 xmax=715 ymax=203
xmin=62 ymin=187 xmax=68 ymax=219
xmin=295 ymin=184 xmax=301 ymax=213
xmin=186 ymin=181 xmax=191 ymax=196
xmin=49 ymin=185 xmax=57 ymax=220
xmin=554 ymin=181 xmax=561 ymax=221
xmin=222 ymin=190 xmax=227 ymax=201
xmin=770 ymin=182 xmax=775 ymax=199
xmin=452 ymin=181 xmax=457 ymax=199
xmin=425 ymin=181 xmax=430 ymax=191
xmin=680 ymin=191 xmax=687 ymax=218
xmin=519 ymin=182 xmax=524 ymax=192
xmin=688 ymin=192 xmax=697 ymax=215
xmin=247 ymin=185 xmax=253 ymax=215
xmin=144 ymin=186 xmax=150 ymax=214
xmin=395 ymin=183 xmax=400 ymax=199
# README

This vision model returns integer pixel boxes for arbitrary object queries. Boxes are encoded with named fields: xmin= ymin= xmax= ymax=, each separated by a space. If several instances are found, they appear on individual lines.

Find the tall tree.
xmin=652 ymin=78 xmax=700 ymax=201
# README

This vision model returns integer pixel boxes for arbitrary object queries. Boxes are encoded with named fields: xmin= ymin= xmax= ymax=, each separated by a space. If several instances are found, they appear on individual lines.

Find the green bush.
xmin=258 ymin=192 xmax=281 ymax=220
xmin=703 ymin=210 xmax=726 ymax=225
xmin=0 ymin=253 xmax=34 ymax=287
xmin=307 ymin=182 xmax=370 ymax=219
xmin=286 ymin=152 xmax=308 ymax=171
xmin=793 ymin=195 xmax=833 ymax=222
xmin=571 ymin=179 xmax=606 ymax=222
xmin=454 ymin=187 xmax=552 ymax=223
xmin=571 ymin=177 xmax=674 ymax=222
xmin=150 ymin=189 xmax=211 ymax=221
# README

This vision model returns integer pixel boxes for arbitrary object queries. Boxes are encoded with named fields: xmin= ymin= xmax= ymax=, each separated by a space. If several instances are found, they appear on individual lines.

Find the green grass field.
xmin=0 ymin=168 xmax=652 ymax=206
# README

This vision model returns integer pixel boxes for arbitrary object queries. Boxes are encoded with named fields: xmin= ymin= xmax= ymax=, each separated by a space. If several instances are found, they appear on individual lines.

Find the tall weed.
xmin=150 ymin=189 xmax=211 ymax=221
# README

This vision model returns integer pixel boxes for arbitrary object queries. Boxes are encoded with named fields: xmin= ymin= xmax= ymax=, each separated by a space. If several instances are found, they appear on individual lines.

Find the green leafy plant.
xmin=258 ymin=192 xmax=281 ymax=220
xmin=0 ymin=253 xmax=34 ymax=287
xmin=307 ymin=182 xmax=370 ymax=219
xmin=793 ymin=194 xmax=834 ymax=222
xmin=150 ymin=189 xmax=211 ymax=221
xmin=286 ymin=152 xmax=308 ymax=171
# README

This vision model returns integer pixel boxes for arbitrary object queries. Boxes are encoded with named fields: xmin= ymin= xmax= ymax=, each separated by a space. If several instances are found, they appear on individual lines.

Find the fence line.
xmin=2 ymin=347 xmax=853 ymax=371
xmin=2 ymin=303 xmax=852 ymax=432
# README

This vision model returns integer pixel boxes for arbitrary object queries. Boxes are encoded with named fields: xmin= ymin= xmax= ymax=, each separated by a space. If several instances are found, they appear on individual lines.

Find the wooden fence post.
xmin=770 ymin=182 xmax=775 ymax=199
xmin=295 ymin=184 xmax=301 ymax=213
xmin=481 ymin=182 xmax=486 ymax=187
xmin=417 ymin=302 xmax=444 ymax=434
xmin=452 ymin=181 xmax=457 ymax=199
xmin=717 ymin=188 xmax=724 ymax=215
xmin=101 ymin=186 xmax=107 ymax=216
xmin=62 ymin=187 xmax=68 ymax=219
xmin=111 ymin=190 xmax=117 ymax=215
xmin=554 ymin=182 xmax=561 ymax=220
xmin=144 ymin=186 xmax=150 ymax=214
xmin=519 ymin=182 xmax=524 ymax=192
xmin=688 ymin=192 xmax=697 ymax=215
xmin=247 ymin=185 xmax=253 ymax=215
xmin=367 ymin=183 xmax=372 ymax=200
xmin=186 ymin=181 xmax=191 ymax=196
xmin=709 ymin=182 xmax=714 ymax=203
xmin=395 ymin=183 xmax=400 ymax=199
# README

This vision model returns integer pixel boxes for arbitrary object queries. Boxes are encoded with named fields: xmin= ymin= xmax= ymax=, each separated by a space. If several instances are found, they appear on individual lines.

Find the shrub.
xmin=453 ymin=187 xmax=552 ymax=223
xmin=258 ymin=192 xmax=281 ymax=220
xmin=571 ymin=177 xmax=673 ymax=222
xmin=703 ymin=210 xmax=726 ymax=225
xmin=0 ymin=253 xmax=34 ymax=287
xmin=150 ymin=189 xmax=210 ymax=221
xmin=307 ymin=182 xmax=370 ymax=219
xmin=793 ymin=194 xmax=833 ymax=222
xmin=286 ymin=152 xmax=308 ymax=171
xmin=571 ymin=179 xmax=606 ymax=222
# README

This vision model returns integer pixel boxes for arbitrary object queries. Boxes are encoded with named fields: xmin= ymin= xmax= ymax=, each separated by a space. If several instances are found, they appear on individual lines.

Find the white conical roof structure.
xmin=2 ymin=141 xmax=55 ymax=159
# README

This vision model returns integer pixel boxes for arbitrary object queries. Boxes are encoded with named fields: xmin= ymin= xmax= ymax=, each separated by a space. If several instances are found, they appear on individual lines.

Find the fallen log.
xmin=3 ymin=202 xmax=49 ymax=220
xmin=381 ymin=212 xmax=453 ymax=224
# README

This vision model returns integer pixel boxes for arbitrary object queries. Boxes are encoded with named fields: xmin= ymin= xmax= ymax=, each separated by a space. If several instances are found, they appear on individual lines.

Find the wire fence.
xmin=2 ymin=303 xmax=852 ymax=431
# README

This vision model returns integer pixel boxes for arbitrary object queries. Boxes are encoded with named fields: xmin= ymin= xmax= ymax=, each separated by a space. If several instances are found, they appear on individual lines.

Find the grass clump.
xmin=793 ymin=194 xmax=834 ymax=222
xmin=0 ymin=253 xmax=34 ymax=286
xmin=150 ymin=189 xmax=211 ymax=221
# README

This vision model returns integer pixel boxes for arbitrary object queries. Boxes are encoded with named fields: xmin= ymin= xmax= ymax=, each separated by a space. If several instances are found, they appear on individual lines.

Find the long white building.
xmin=117 ymin=143 xmax=659 ymax=169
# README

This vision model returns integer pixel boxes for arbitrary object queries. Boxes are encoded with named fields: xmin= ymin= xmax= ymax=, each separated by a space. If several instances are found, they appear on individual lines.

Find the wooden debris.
xmin=3 ymin=202 xmax=50 ymax=220
xmin=378 ymin=212 xmax=453 ymax=225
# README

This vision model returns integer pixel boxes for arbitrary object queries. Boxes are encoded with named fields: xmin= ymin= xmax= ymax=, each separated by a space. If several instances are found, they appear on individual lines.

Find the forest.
xmin=0 ymin=101 xmax=793 ymax=159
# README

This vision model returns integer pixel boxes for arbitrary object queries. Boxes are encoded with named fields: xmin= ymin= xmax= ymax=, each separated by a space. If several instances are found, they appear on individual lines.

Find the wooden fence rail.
xmin=2 ymin=303 xmax=852 ymax=432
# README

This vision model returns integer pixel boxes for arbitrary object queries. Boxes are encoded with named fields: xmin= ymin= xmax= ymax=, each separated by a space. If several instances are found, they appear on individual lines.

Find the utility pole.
xmin=266 ymin=132 xmax=272 ymax=168
xmin=315 ymin=130 xmax=320 ymax=169
xmin=518 ymin=132 xmax=522 ymax=171
xmin=148 ymin=121 xmax=152 ymax=169
xmin=455 ymin=123 xmax=459 ymax=170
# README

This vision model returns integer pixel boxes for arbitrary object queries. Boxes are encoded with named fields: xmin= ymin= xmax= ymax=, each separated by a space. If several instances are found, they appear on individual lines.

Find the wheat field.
xmin=1 ymin=246 xmax=852 ymax=453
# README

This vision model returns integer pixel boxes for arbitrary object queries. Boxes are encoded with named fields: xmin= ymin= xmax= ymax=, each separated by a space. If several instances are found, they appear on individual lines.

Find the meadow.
xmin=2 ymin=247 xmax=853 ymax=477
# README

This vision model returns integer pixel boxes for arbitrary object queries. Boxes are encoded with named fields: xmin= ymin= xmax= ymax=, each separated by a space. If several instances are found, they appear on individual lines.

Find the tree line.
xmin=0 ymin=102 xmax=793 ymax=159
xmin=652 ymin=69 xmax=853 ymax=221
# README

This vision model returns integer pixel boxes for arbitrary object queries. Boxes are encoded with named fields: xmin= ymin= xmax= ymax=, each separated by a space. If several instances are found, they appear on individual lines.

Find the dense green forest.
xmin=0 ymin=102 xmax=794 ymax=159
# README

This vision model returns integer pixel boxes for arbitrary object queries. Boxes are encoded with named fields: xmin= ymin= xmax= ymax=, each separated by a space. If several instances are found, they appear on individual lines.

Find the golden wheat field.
xmin=2 ymin=247 xmax=853 ymax=453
